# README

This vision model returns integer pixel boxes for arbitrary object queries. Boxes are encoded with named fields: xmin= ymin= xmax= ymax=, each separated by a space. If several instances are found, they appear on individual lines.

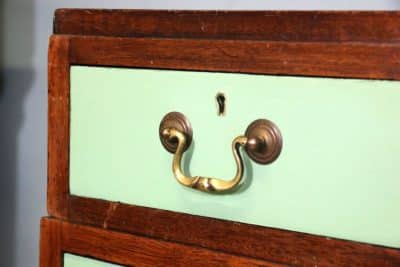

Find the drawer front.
xmin=70 ymin=66 xmax=400 ymax=248
xmin=41 ymin=218 xmax=283 ymax=267
xmin=64 ymin=254 xmax=121 ymax=267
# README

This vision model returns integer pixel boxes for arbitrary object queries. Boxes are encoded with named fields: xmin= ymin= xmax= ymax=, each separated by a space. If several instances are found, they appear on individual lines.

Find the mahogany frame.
xmin=40 ymin=218 xmax=284 ymax=267
xmin=48 ymin=9 xmax=400 ymax=267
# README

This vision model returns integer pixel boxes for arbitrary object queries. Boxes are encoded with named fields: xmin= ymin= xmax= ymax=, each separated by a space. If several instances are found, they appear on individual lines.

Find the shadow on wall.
xmin=0 ymin=1 xmax=34 ymax=266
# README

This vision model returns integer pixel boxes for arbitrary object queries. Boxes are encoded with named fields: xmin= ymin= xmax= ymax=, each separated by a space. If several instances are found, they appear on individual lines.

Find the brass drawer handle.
xmin=159 ymin=112 xmax=282 ymax=193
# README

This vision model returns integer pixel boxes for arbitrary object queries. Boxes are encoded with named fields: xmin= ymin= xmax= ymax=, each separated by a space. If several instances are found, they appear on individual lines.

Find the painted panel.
xmin=70 ymin=66 xmax=400 ymax=248
xmin=64 ymin=254 xmax=122 ymax=267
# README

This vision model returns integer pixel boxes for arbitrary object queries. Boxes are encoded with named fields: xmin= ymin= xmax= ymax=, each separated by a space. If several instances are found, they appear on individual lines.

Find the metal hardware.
xmin=159 ymin=112 xmax=282 ymax=193
xmin=245 ymin=119 xmax=282 ymax=164
xmin=216 ymin=92 xmax=226 ymax=116
xmin=159 ymin=112 xmax=193 ymax=153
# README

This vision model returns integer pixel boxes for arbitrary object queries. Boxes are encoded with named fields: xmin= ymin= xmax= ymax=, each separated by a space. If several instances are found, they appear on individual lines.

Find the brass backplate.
xmin=244 ymin=119 xmax=282 ymax=164
xmin=159 ymin=112 xmax=193 ymax=153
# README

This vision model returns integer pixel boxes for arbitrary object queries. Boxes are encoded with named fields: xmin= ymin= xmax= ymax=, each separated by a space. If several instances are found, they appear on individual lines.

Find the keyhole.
xmin=216 ymin=93 xmax=226 ymax=116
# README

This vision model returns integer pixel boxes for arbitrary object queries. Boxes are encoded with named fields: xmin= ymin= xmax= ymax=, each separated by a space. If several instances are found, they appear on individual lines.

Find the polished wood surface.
xmin=68 ymin=35 xmax=400 ymax=80
xmin=40 ymin=218 xmax=62 ymax=267
xmin=47 ymin=35 xmax=70 ymax=218
xmin=40 ymin=218 xmax=285 ymax=267
xmin=46 ymin=10 xmax=400 ymax=266
xmin=54 ymin=9 xmax=400 ymax=42
xmin=67 ymin=196 xmax=400 ymax=267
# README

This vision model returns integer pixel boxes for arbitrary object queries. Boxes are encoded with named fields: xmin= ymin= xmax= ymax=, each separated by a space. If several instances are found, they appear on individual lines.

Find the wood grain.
xmin=47 ymin=11 xmax=400 ymax=267
xmin=68 ymin=35 xmax=400 ymax=80
xmin=67 ymin=196 xmax=400 ymax=267
xmin=47 ymin=35 xmax=70 ymax=219
xmin=40 ymin=218 xmax=62 ymax=267
xmin=41 ymin=217 xmax=285 ymax=267
xmin=54 ymin=9 xmax=400 ymax=42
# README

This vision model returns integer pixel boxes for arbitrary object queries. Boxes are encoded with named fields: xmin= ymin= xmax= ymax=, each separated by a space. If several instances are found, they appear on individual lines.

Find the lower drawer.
xmin=40 ymin=218 xmax=283 ymax=267
xmin=64 ymin=254 xmax=121 ymax=267
xmin=69 ymin=66 xmax=400 ymax=248
xmin=63 ymin=253 xmax=278 ymax=267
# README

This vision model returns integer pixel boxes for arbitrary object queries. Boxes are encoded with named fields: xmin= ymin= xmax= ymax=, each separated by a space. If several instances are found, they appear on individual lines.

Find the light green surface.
xmin=64 ymin=254 xmax=122 ymax=267
xmin=70 ymin=66 xmax=400 ymax=248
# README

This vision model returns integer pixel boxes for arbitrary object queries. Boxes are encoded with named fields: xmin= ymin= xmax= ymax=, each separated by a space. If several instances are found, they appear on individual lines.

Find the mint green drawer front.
xmin=64 ymin=254 xmax=121 ymax=267
xmin=70 ymin=66 xmax=400 ymax=248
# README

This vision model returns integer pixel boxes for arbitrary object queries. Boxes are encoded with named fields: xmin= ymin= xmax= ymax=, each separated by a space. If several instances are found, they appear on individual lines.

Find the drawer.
xmin=65 ymin=254 xmax=121 ymax=267
xmin=40 ymin=218 xmax=282 ymax=267
xmin=69 ymin=66 xmax=400 ymax=248
xmin=63 ymin=252 xmax=278 ymax=267
xmin=47 ymin=10 xmax=400 ymax=267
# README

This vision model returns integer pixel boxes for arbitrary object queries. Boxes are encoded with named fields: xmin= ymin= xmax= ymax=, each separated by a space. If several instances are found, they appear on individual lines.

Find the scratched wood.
xmin=54 ymin=9 xmax=400 ymax=42
xmin=45 ymin=10 xmax=400 ymax=267
xmin=40 ymin=218 xmax=286 ymax=267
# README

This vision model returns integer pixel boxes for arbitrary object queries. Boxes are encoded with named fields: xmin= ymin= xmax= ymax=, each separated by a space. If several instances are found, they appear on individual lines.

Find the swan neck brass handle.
xmin=162 ymin=128 xmax=248 ymax=192
xmin=159 ymin=112 xmax=282 ymax=193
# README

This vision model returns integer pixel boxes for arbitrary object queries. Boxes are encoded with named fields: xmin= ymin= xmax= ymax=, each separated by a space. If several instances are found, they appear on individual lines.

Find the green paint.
xmin=64 ymin=254 xmax=122 ymax=267
xmin=70 ymin=66 xmax=400 ymax=248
